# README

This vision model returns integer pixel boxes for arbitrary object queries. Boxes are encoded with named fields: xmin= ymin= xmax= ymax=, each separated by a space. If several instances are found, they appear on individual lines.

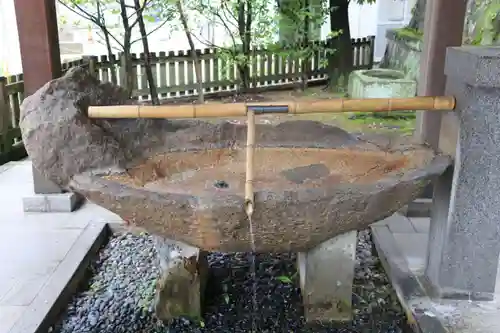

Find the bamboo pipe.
xmin=244 ymin=109 xmax=255 ymax=218
xmin=88 ymin=96 xmax=456 ymax=119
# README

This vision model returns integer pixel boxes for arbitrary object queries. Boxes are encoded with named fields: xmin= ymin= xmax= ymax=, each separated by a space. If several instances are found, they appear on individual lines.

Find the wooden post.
xmin=14 ymin=0 xmax=64 ymax=195
xmin=84 ymin=56 xmax=98 ymax=78
xmin=119 ymin=53 xmax=128 ymax=90
xmin=368 ymin=36 xmax=375 ymax=67
xmin=0 ymin=77 xmax=10 ymax=155
xmin=415 ymin=0 xmax=466 ymax=149
xmin=14 ymin=0 xmax=61 ymax=95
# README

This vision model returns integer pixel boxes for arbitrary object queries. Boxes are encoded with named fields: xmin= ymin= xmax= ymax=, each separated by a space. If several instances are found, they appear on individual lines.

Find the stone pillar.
xmin=415 ymin=0 xmax=466 ymax=148
xmin=152 ymin=236 xmax=208 ymax=322
xmin=15 ymin=0 xmax=79 ymax=211
xmin=298 ymin=231 xmax=357 ymax=322
xmin=425 ymin=46 xmax=500 ymax=300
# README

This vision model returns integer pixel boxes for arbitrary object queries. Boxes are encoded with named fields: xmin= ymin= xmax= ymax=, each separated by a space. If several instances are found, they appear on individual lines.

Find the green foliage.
xmin=182 ymin=0 xmax=338 ymax=86
xmin=276 ymin=275 xmax=293 ymax=283
xmin=186 ymin=0 xmax=276 ymax=83
xmin=394 ymin=28 xmax=423 ymax=41
xmin=467 ymin=0 xmax=500 ymax=46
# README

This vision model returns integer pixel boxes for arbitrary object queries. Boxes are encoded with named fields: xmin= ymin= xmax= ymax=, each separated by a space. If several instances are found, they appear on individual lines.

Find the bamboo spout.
xmin=244 ymin=109 xmax=255 ymax=218
xmin=88 ymin=96 xmax=456 ymax=119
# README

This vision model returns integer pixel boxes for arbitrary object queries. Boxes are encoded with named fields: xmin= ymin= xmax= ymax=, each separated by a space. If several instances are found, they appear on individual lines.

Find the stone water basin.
xmin=72 ymin=138 xmax=449 ymax=253
xmin=18 ymin=68 xmax=452 ymax=323
xmin=17 ymin=67 xmax=451 ymax=253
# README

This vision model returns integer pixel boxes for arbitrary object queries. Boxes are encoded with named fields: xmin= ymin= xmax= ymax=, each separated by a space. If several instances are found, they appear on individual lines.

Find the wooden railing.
xmin=0 ymin=74 xmax=24 ymax=164
xmin=0 ymin=36 xmax=375 ymax=163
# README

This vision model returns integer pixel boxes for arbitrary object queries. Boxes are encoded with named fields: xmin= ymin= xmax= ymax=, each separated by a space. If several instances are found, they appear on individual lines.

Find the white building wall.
xmin=0 ymin=0 xmax=22 ymax=75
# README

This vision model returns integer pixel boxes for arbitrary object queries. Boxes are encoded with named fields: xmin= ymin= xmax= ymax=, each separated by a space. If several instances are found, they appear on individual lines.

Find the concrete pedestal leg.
xmin=298 ymin=230 xmax=357 ymax=322
xmin=21 ymin=166 xmax=80 ymax=212
xmin=425 ymin=47 xmax=500 ymax=300
xmin=152 ymin=236 xmax=208 ymax=323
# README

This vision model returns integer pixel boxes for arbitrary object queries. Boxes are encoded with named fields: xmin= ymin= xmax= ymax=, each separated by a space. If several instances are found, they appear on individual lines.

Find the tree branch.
xmin=130 ymin=20 xmax=170 ymax=44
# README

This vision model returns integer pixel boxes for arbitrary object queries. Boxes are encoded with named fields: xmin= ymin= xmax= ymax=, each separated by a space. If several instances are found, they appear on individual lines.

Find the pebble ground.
xmin=51 ymin=230 xmax=411 ymax=333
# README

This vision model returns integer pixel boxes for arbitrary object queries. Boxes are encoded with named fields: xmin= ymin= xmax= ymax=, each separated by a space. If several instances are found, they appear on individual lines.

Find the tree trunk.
xmin=176 ymin=0 xmax=204 ymax=104
xmin=96 ymin=1 xmax=117 ymax=84
xmin=301 ymin=0 xmax=310 ymax=91
xmin=237 ymin=0 xmax=251 ymax=92
xmin=103 ymin=31 xmax=118 ymax=85
xmin=327 ymin=0 xmax=352 ymax=92
xmin=118 ymin=0 xmax=135 ymax=97
xmin=133 ymin=0 xmax=159 ymax=105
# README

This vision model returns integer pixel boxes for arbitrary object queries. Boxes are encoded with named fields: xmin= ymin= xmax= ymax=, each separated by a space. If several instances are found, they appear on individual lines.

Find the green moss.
xmin=394 ymin=28 xmax=423 ymax=41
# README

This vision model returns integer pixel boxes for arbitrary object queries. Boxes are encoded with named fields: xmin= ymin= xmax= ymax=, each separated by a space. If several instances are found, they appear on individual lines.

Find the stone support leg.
xmin=21 ymin=166 xmax=80 ymax=212
xmin=424 ymin=47 xmax=500 ymax=300
xmin=298 ymin=230 xmax=357 ymax=322
xmin=153 ymin=236 xmax=208 ymax=323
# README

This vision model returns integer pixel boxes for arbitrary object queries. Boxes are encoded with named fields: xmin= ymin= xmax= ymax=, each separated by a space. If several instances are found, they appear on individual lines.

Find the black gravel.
xmin=51 ymin=230 xmax=411 ymax=333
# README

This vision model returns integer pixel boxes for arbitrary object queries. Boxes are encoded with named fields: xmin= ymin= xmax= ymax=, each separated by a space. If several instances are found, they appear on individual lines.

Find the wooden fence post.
xmin=119 ymin=53 xmax=128 ymax=91
xmin=84 ymin=56 xmax=98 ymax=77
xmin=369 ymin=36 xmax=375 ymax=68
xmin=0 ymin=77 xmax=11 ymax=155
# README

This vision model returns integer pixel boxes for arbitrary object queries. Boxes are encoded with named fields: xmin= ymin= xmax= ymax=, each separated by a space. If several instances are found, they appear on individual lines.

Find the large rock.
xmin=152 ymin=236 xmax=208 ymax=323
xmin=20 ymin=67 xmax=451 ymax=253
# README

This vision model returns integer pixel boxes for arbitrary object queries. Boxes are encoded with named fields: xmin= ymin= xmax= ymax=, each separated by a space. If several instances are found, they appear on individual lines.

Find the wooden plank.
xmin=177 ymin=50 xmax=186 ymax=96
xmin=0 ymin=77 xmax=11 ymax=154
xmin=139 ymin=53 xmax=148 ymax=100
xmin=158 ymin=51 xmax=168 ymax=99
xmin=167 ymin=51 xmax=176 ymax=98
xmin=185 ymin=50 xmax=195 ymax=95
xmin=265 ymin=51 xmax=272 ymax=86
xmin=212 ymin=49 xmax=220 ymax=92
xmin=9 ymin=75 xmax=21 ymax=137
xmin=149 ymin=52 xmax=159 ymax=101
xmin=202 ymin=48 xmax=211 ymax=94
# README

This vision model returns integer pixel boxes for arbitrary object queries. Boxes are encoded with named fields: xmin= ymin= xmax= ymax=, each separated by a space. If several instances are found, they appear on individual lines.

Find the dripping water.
xmin=246 ymin=204 xmax=258 ymax=333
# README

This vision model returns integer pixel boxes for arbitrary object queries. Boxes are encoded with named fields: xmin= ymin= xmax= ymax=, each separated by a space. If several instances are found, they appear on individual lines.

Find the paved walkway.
xmin=0 ymin=161 xmax=121 ymax=333
xmin=372 ymin=214 xmax=500 ymax=333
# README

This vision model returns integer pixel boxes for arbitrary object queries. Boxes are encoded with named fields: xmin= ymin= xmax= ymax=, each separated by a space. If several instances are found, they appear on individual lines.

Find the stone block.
xmin=298 ymin=230 xmax=357 ymax=323
xmin=384 ymin=213 xmax=416 ymax=233
xmin=381 ymin=29 xmax=423 ymax=82
xmin=152 ymin=236 xmax=208 ymax=323
xmin=22 ymin=192 xmax=80 ymax=213
xmin=348 ymin=68 xmax=417 ymax=117
xmin=425 ymin=46 xmax=500 ymax=299
xmin=348 ymin=69 xmax=417 ymax=100
xmin=410 ymin=217 xmax=430 ymax=234
xmin=444 ymin=46 xmax=500 ymax=88
xmin=407 ymin=198 xmax=432 ymax=217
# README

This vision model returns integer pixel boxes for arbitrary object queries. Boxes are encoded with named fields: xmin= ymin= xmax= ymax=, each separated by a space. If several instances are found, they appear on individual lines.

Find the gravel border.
xmin=51 ymin=229 xmax=411 ymax=333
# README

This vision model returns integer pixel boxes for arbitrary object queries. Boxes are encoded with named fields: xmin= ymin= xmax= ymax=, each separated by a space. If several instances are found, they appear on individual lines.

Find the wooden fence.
xmin=87 ymin=36 xmax=375 ymax=100
xmin=0 ymin=36 xmax=375 ymax=163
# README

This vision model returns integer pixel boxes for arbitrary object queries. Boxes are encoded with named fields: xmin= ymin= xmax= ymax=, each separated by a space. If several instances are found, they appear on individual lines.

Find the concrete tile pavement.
xmin=372 ymin=214 xmax=500 ymax=333
xmin=0 ymin=161 xmax=121 ymax=333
